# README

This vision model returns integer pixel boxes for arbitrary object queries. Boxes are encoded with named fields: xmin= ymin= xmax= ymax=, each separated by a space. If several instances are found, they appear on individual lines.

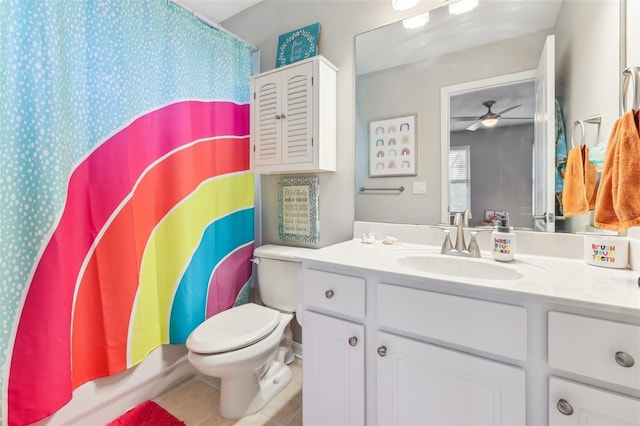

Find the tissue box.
xmin=583 ymin=236 xmax=629 ymax=269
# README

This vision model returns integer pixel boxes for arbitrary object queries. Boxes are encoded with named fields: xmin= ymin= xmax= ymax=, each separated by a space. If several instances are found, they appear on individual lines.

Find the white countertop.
xmin=296 ymin=239 xmax=640 ymax=316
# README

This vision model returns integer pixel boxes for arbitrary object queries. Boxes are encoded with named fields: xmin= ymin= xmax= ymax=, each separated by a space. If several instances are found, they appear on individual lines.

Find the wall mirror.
xmin=355 ymin=0 xmax=622 ymax=233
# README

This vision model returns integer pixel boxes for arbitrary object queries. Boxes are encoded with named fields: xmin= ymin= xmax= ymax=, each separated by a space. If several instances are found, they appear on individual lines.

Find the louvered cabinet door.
xmin=250 ymin=55 xmax=336 ymax=174
xmin=281 ymin=61 xmax=314 ymax=165
xmin=253 ymin=72 xmax=282 ymax=166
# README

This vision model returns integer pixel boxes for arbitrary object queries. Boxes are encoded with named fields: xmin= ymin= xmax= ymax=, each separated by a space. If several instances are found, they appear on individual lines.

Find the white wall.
xmin=223 ymin=1 xmax=446 ymax=246
xmin=554 ymin=0 xmax=620 ymax=233
xmin=450 ymin=124 xmax=534 ymax=229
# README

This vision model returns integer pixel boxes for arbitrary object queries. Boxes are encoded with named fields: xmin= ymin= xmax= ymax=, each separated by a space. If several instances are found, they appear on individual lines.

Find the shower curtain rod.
xmin=168 ymin=0 xmax=258 ymax=52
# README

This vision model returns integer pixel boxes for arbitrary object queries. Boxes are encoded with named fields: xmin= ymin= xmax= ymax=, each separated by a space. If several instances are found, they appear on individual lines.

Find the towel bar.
xmin=570 ymin=114 xmax=602 ymax=148
xmin=359 ymin=186 xmax=405 ymax=193
xmin=621 ymin=67 xmax=640 ymax=114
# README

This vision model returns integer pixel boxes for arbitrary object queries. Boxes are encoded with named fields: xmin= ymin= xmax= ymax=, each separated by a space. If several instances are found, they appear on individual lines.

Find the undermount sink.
xmin=394 ymin=253 xmax=522 ymax=281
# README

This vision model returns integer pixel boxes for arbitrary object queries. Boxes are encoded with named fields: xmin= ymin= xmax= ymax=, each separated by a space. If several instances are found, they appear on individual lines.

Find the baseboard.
xmin=292 ymin=341 xmax=302 ymax=359
xmin=35 ymin=345 xmax=196 ymax=426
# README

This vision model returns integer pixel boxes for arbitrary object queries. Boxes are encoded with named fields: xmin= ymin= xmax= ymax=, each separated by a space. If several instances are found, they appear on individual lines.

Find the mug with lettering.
xmin=583 ymin=235 xmax=629 ymax=269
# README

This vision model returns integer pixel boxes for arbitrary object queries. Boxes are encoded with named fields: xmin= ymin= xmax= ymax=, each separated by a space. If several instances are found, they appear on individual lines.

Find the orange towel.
xmin=583 ymin=145 xmax=597 ymax=209
xmin=562 ymin=145 xmax=596 ymax=217
xmin=594 ymin=110 xmax=640 ymax=231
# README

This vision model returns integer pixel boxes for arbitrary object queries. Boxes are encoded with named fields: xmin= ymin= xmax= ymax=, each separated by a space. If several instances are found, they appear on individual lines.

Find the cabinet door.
xmin=253 ymin=71 xmax=282 ymax=166
xmin=377 ymin=331 xmax=525 ymax=425
xmin=549 ymin=377 xmax=640 ymax=425
xmin=302 ymin=310 xmax=365 ymax=426
xmin=281 ymin=61 xmax=313 ymax=165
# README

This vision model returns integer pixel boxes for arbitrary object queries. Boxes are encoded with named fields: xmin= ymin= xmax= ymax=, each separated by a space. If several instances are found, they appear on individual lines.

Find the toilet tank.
xmin=253 ymin=244 xmax=315 ymax=312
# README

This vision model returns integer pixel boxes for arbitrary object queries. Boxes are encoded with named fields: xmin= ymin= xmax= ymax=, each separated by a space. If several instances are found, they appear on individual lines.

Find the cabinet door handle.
xmin=348 ymin=336 xmax=358 ymax=347
xmin=377 ymin=346 xmax=387 ymax=357
xmin=615 ymin=351 xmax=635 ymax=368
xmin=556 ymin=399 xmax=573 ymax=416
xmin=275 ymin=114 xmax=281 ymax=119
xmin=280 ymin=113 xmax=286 ymax=119
xmin=324 ymin=289 xmax=334 ymax=299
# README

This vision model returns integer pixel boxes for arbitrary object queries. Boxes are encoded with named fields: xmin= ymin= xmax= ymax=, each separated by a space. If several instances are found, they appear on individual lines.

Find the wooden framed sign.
xmin=276 ymin=23 xmax=320 ymax=68
xmin=278 ymin=176 xmax=319 ymax=243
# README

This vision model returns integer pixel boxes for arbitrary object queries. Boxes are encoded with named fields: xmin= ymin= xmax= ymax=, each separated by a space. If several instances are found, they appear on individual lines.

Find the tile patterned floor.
xmin=153 ymin=358 xmax=302 ymax=426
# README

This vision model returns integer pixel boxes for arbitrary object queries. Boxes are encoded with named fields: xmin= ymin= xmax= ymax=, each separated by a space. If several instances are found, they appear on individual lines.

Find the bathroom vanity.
xmin=298 ymin=229 xmax=640 ymax=425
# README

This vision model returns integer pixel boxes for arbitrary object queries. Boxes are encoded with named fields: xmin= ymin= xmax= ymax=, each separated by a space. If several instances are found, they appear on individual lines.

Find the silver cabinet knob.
xmin=615 ymin=351 xmax=635 ymax=368
xmin=556 ymin=399 xmax=574 ymax=416
xmin=377 ymin=346 xmax=387 ymax=357
xmin=348 ymin=336 xmax=358 ymax=347
xmin=275 ymin=114 xmax=281 ymax=119
xmin=280 ymin=113 xmax=286 ymax=119
xmin=324 ymin=289 xmax=334 ymax=299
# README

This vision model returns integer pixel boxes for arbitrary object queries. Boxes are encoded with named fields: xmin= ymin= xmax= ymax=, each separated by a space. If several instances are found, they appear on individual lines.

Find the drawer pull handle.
xmin=324 ymin=289 xmax=334 ymax=299
xmin=377 ymin=346 xmax=387 ymax=357
xmin=348 ymin=336 xmax=358 ymax=347
xmin=556 ymin=399 xmax=573 ymax=416
xmin=615 ymin=351 xmax=635 ymax=368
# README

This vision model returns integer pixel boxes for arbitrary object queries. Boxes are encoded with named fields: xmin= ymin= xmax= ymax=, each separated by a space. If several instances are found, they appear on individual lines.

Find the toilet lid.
xmin=186 ymin=303 xmax=281 ymax=354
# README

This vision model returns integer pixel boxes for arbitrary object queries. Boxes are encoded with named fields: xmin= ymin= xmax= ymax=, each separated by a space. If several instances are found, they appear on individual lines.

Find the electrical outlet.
xmin=413 ymin=181 xmax=426 ymax=194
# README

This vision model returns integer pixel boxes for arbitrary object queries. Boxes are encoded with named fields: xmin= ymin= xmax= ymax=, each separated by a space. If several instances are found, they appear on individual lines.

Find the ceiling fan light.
xmin=449 ymin=0 xmax=479 ymax=15
xmin=480 ymin=117 xmax=499 ymax=127
xmin=392 ymin=0 xmax=421 ymax=11
xmin=402 ymin=12 xmax=429 ymax=29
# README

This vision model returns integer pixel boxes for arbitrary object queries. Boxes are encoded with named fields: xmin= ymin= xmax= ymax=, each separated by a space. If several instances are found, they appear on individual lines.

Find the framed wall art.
xmin=278 ymin=176 xmax=319 ymax=243
xmin=369 ymin=114 xmax=417 ymax=177
xmin=276 ymin=23 xmax=320 ymax=68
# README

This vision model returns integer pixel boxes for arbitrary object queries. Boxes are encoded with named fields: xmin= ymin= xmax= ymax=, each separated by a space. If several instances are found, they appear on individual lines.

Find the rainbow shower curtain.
xmin=0 ymin=1 xmax=254 ymax=425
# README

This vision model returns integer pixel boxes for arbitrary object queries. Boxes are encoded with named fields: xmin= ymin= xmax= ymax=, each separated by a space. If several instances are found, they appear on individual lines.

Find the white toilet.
xmin=186 ymin=244 xmax=310 ymax=419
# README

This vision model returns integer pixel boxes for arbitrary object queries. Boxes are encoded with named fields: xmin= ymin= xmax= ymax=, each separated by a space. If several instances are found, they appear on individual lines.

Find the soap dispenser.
xmin=491 ymin=213 xmax=516 ymax=262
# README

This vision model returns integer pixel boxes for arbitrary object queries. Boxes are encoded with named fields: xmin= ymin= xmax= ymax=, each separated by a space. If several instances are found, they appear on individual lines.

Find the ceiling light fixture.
xmin=402 ymin=12 xmax=429 ymax=29
xmin=392 ymin=0 xmax=421 ymax=11
xmin=449 ymin=0 xmax=479 ymax=15
xmin=480 ymin=117 xmax=499 ymax=127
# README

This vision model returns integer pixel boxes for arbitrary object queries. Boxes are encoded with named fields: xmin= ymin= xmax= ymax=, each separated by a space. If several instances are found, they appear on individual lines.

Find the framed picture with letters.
xmin=278 ymin=176 xmax=319 ymax=243
xmin=276 ymin=23 xmax=320 ymax=68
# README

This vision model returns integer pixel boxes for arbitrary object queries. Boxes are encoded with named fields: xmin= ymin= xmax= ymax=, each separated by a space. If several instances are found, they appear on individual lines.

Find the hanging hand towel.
xmin=562 ymin=146 xmax=589 ymax=217
xmin=583 ymin=145 xmax=597 ymax=210
xmin=594 ymin=110 xmax=640 ymax=231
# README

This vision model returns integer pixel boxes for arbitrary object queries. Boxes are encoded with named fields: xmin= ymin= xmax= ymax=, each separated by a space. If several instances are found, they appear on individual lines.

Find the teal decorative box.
xmin=276 ymin=23 xmax=320 ymax=68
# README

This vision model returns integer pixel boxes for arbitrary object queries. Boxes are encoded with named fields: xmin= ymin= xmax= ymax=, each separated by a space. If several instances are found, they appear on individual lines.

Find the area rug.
xmin=107 ymin=400 xmax=185 ymax=426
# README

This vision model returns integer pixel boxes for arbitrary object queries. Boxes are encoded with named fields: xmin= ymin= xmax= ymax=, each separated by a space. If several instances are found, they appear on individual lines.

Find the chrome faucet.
xmin=463 ymin=209 xmax=472 ymax=227
xmin=440 ymin=212 xmax=481 ymax=257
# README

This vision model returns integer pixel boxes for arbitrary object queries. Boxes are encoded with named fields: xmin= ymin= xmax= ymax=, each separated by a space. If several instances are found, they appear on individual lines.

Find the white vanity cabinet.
xmin=548 ymin=312 xmax=640 ymax=425
xmin=298 ymin=238 xmax=640 ymax=425
xmin=302 ymin=266 xmax=527 ymax=425
xmin=249 ymin=55 xmax=337 ymax=174
xmin=376 ymin=332 xmax=526 ymax=425
xmin=302 ymin=269 xmax=366 ymax=426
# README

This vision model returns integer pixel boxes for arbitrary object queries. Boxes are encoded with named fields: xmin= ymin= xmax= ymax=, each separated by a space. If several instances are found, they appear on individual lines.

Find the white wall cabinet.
xmin=250 ymin=56 xmax=337 ymax=174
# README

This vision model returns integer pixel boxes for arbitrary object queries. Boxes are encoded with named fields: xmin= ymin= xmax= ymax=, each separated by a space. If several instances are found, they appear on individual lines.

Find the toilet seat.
xmin=187 ymin=303 xmax=281 ymax=354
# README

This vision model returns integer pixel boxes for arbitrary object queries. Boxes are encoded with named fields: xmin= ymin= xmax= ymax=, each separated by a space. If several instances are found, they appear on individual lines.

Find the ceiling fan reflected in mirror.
xmin=451 ymin=100 xmax=530 ymax=131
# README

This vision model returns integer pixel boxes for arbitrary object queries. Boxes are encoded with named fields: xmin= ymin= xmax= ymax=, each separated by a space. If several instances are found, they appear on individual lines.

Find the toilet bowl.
xmin=186 ymin=244 xmax=312 ymax=419
xmin=187 ymin=303 xmax=294 ymax=418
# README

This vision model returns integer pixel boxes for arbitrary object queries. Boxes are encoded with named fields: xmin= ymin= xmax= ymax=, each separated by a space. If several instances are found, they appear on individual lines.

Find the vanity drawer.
xmin=548 ymin=312 xmax=640 ymax=390
xmin=377 ymin=283 xmax=527 ymax=360
xmin=304 ymin=269 xmax=366 ymax=319
xmin=549 ymin=376 xmax=640 ymax=425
